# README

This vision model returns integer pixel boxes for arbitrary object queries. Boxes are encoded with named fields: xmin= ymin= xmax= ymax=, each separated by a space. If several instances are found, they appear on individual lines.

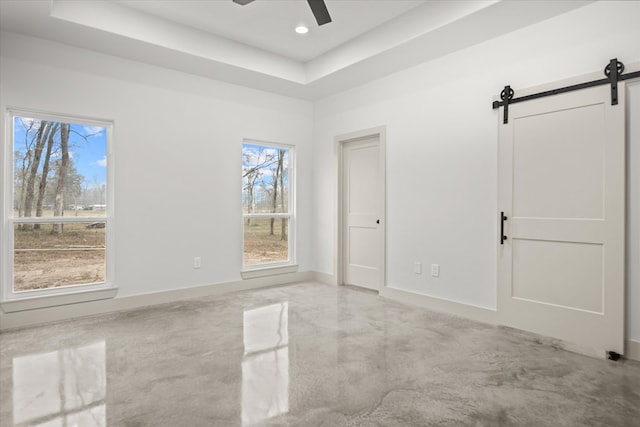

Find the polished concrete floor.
xmin=1 ymin=282 xmax=639 ymax=426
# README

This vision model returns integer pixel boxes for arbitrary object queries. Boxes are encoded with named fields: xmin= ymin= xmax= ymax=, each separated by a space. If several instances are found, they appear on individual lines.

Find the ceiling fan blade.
xmin=307 ymin=0 xmax=332 ymax=26
xmin=233 ymin=0 xmax=255 ymax=5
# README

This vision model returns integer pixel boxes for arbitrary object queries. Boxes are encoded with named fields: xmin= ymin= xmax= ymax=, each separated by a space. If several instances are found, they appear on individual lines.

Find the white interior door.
xmin=498 ymin=83 xmax=626 ymax=357
xmin=342 ymin=136 xmax=383 ymax=291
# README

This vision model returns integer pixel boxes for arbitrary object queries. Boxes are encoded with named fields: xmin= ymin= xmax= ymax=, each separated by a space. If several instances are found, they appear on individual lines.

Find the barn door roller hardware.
xmin=492 ymin=58 xmax=640 ymax=124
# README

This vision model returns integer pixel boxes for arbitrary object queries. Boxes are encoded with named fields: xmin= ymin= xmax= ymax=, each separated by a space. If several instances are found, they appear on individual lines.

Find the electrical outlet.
xmin=431 ymin=264 xmax=439 ymax=277
xmin=414 ymin=262 xmax=422 ymax=274
xmin=194 ymin=256 xmax=201 ymax=269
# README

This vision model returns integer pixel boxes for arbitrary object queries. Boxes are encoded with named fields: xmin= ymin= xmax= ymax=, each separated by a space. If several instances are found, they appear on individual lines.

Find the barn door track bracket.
xmin=492 ymin=58 xmax=640 ymax=124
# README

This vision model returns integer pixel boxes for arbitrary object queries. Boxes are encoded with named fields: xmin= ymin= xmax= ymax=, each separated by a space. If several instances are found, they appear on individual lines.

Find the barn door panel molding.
xmin=492 ymin=58 xmax=640 ymax=124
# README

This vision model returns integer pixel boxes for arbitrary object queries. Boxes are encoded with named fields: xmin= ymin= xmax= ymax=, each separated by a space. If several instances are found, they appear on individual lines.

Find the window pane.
xmin=243 ymin=218 xmax=289 ymax=266
xmin=242 ymin=144 xmax=289 ymax=215
xmin=13 ymin=222 xmax=106 ymax=291
xmin=13 ymin=116 xmax=108 ymax=218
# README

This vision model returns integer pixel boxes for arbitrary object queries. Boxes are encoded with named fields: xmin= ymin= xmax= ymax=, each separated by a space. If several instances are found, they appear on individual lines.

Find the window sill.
xmin=1 ymin=287 xmax=118 ymax=313
xmin=241 ymin=265 xmax=298 ymax=280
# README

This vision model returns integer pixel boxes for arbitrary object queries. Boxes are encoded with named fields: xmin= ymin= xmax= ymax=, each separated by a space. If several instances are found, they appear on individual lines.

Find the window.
xmin=2 ymin=110 xmax=113 ymax=307
xmin=242 ymin=141 xmax=294 ymax=271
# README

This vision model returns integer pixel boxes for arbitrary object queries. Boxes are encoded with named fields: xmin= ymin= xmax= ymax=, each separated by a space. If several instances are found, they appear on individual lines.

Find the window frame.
xmin=241 ymin=139 xmax=296 ymax=275
xmin=1 ymin=108 xmax=116 ymax=310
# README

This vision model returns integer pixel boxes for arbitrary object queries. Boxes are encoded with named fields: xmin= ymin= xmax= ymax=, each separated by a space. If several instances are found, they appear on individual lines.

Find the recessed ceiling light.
xmin=295 ymin=25 xmax=309 ymax=35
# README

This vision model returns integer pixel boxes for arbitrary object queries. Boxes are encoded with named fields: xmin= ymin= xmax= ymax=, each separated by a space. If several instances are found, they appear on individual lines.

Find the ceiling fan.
xmin=232 ymin=0 xmax=332 ymax=26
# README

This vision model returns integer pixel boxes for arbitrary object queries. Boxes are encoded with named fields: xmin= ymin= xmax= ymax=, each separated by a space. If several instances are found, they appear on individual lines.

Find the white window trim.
xmin=1 ymin=108 xmax=117 ymax=310
xmin=240 ymin=264 xmax=298 ymax=280
xmin=241 ymin=140 xmax=296 ymax=276
xmin=1 ymin=288 xmax=118 ymax=313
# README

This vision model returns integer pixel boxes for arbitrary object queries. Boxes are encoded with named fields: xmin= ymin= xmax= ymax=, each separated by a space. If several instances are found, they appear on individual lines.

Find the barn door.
xmin=498 ymin=83 xmax=626 ymax=357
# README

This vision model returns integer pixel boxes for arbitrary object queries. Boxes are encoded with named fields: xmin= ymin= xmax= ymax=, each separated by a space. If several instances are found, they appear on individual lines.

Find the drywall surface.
xmin=628 ymin=82 xmax=640 ymax=343
xmin=0 ymin=32 xmax=313 ymax=300
xmin=312 ymin=0 xmax=640 ymax=321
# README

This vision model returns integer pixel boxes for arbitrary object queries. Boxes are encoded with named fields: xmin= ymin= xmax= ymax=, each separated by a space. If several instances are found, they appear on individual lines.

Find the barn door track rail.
xmin=492 ymin=58 xmax=640 ymax=124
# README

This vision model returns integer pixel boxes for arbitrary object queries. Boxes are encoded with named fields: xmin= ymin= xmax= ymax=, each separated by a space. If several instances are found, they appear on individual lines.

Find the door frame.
xmin=336 ymin=126 xmax=386 ymax=290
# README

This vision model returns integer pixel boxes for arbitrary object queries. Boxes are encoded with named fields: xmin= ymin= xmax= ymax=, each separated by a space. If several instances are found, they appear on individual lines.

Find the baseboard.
xmin=380 ymin=286 xmax=640 ymax=361
xmin=312 ymin=277 xmax=498 ymax=324
xmin=313 ymin=271 xmax=338 ymax=285
xmin=0 ymin=271 xmax=314 ymax=331
xmin=380 ymin=285 xmax=498 ymax=325
xmin=627 ymin=339 xmax=640 ymax=362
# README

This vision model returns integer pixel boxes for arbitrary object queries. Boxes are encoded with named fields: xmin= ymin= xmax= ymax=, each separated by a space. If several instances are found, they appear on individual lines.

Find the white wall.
xmin=628 ymin=82 xmax=640 ymax=343
xmin=0 ymin=33 xmax=313 ymax=301
xmin=0 ymin=2 xmax=638 ymax=344
xmin=312 ymin=1 xmax=640 ymax=339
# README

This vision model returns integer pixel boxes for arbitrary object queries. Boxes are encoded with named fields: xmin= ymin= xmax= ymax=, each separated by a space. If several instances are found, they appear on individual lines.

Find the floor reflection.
xmin=12 ymin=341 xmax=106 ymax=427
xmin=242 ymin=302 xmax=289 ymax=426
xmin=2 ymin=283 xmax=639 ymax=426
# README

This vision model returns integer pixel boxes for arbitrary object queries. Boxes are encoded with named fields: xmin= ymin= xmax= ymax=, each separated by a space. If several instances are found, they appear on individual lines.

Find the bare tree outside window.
xmin=242 ymin=142 xmax=292 ymax=267
xmin=10 ymin=114 xmax=109 ymax=292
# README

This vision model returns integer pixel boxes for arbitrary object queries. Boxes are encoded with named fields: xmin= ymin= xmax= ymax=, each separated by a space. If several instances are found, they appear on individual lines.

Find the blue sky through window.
xmin=13 ymin=116 xmax=107 ymax=186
